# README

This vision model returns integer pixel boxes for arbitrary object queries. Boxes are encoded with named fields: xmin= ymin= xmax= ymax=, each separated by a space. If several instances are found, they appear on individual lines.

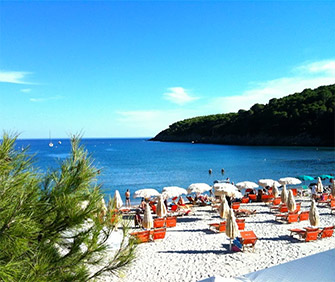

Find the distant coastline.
xmin=151 ymin=84 xmax=335 ymax=147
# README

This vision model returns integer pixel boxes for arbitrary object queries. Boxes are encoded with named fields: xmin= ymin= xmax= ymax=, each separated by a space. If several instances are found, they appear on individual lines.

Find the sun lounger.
xmin=166 ymin=216 xmax=177 ymax=228
xmin=239 ymin=230 xmax=258 ymax=251
xmin=236 ymin=218 xmax=245 ymax=230
xmin=275 ymin=212 xmax=299 ymax=223
xmin=231 ymin=202 xmax=240 ymax=210
xmin=130 ymin=230 xmax=151 ymax=243
xmin=261 ymin=194 xmax=274 ymax=203
xmin=152 ymin=228 xmax=166 ymax=240
xmin=319 ymin=226 xmax=334 ymax=239
xmin=208 ymin=222 xmax=226 ymax=232
xmin=289 ymin=227 xmax=320 ymax=242
xmin=298 ymin=211 xmax=309 ymax=221
xmin=241 ymin=197 xmax=249 ymax=204
xmin=154 ymin=217 xmax=166 ymax=228
xmin=248 ymin=194 xmax=257 ymax=202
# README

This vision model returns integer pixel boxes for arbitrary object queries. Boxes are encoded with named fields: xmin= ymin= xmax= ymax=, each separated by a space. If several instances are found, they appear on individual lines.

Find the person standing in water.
xmin=125 ymin=189 xmax=131 ymax=207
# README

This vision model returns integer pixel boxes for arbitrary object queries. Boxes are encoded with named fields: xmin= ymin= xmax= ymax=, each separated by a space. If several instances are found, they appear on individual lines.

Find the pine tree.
xmin=0 ymin=134 xmax=137 ymax=281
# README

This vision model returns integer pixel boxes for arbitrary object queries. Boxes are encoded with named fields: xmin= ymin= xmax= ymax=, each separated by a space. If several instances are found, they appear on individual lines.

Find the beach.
xmin=109 ymin=199 xmax=334 ymax=282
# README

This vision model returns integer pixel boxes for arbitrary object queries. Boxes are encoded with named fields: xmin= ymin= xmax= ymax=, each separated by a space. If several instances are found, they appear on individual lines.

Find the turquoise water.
xmin=15 ymin=138 xmax=335 ymax=204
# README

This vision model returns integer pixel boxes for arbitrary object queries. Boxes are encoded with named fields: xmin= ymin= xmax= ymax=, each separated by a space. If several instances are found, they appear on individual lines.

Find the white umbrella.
xmin=309 ymin=200 xmax=320 ymax=227
xmin=235 ymin=181 xmax=259 ymax=189
xmin=278 ymin=177 xmax=302 ymax=185
xmin=113 ymin=190 xmax=123 ymax=209
xmin=258 ymin=179 xmax=280 ymax=187
xmin=226 ymin=208 xmax=239 ymax=251
xmin=156 ymin=195 xmax=167 ymax=218
xmin=214 ymin=183 xmax=242 ymax=198
xmin=162 ymin=186 xmax=187 ymax=198
xmin=272 ymin=183 xmax=279 ymax=198
xmin=316 ymin=177 xmax=323 ymax=193
xmin=187 ymin=183 xmax=212 ymax=194
xmin=218 ymin=197 xmax=230 ymax=219
xmin=281 ymin=185 xmax=288 ymax=204
xmin=142 ymin=203 xmax=153 ymax=229
xmin=287 ymin=190 xmax=296 ymax=212
xmin=133 ymin=188 xmax=160 ymax=199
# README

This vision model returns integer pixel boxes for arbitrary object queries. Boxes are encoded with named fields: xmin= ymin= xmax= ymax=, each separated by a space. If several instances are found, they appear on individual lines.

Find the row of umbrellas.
xmin=112 ymin=176 xmax=331 ymax=209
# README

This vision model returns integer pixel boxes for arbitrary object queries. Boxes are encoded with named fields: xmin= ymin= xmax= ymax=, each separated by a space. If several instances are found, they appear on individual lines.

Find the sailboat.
xmin=49 ymin=131 xmax=54 ymax=148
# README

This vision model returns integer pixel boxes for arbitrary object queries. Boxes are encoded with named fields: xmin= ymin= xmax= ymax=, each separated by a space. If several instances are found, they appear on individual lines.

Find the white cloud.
xmin=207 ymin=60 xmax=335 ymax=113
xmin=163 ymin=87 xmax=198 ymax=105
xmin=30 ymin=96 xmax=62 ymax=103
xmin=0 ymin=70 xmax=33 ymax=84
xmin=20 ymin=88 xmax=32 ymax=93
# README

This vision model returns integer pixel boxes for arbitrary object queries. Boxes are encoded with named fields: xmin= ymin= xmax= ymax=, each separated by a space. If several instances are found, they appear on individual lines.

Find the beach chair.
xmin=289 ymin=228 xmax=320 ymax=242
xmin=291 ymin=188 xmax=298 ymax=197
xmin=154 ymin=217 xmax=166 ymax=228
xmin=151 ymin=204 xmax=157 ymax=214
xmin=208 ymin=222 xmax=226 ymax=233
xmin=294 ymin=202 xmax=301 ymax=213
xmin=319 ymin=226 xmax=334 ymax=239
xmin=261 ymin=194 xmax=274 ymax=203
xmin=166 ymin=216 xmax=177 ymax=228
xmin=249 ymin=194 xmax=257 ymax=202
xmin=231 ymin=202 xmax=240 ymax=210
xmin=279 ymin=213 xmax=299 ymax=224
xmin=272 ymin=197 xmax=281 ymax=206
xmin=152 ymin=228 xmax=166 ymax=240
xmin=238 ymin=230 xmax=258 ymax=251
xmin=241 ymin=197 xmax=249 ymax=204
xmin=130 ymin=230 xmax=151 ymax=243
xmin=236 ymin=219 xmax=245 ymax=230
xmin=298 ymin=211 xmax=309 ymax=222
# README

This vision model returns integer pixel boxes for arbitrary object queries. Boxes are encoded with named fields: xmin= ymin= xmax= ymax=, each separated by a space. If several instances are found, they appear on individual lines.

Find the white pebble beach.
xmin=108 ymin=199 xmax=334 ymax=282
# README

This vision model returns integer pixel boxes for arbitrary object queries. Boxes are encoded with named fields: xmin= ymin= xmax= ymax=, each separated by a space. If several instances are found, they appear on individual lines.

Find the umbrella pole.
xmin=230 ymin=239 xmax=232 ymax=251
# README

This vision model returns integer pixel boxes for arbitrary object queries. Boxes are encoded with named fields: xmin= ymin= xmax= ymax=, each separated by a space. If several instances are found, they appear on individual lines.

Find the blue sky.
xmin=0 ymin=1 xmax=334 ymax=138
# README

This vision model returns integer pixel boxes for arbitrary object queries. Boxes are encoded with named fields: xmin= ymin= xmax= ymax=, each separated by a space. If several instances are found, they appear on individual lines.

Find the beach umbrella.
xmin=235 ymin=181 xmax=259 ymax=189
xmin=318 ymin=174 xmax=334 ymax=180
xmin=287 ymin=190 xmax=296 ymax=212
xmin=309 ymin=200 xmax=320 ymax=227
xmin=297 ymin=175 xmax=315 ymax=181
xmin=113 ymin=190 xmax=123 ymax=209
xmin=156 ymin=195 xmax=167 ymax=218
xmin=331 ymin=182 xmax=335 ymax=198
xmin=162 ymin=186 xmax=187 ymax=198
xmin=258 ymin=179 xmax=280 ymax=187
xmin=281 ymin=185 xmax=288 ymax=204
xmin=278 ymin=177 xmax=302 ymax=185
xmin=272 ymin=183 xmax=279 ymax=198
xmin=187 ymin=183 xmax=212 ymax=194
xmin=218 ymin=197 xmax=229 ymax=219
xmin=214 ymin=183 xmax=239 ymax=197
xmin=133 ymin=188 xmax=160 ymax=199
xmin=226 ymin=208 xmax=239 ymax=251
xmin=142 ymin=203 xmax=153 ymax=229
xmin=316 ymin=177 xmax=323 ymax=193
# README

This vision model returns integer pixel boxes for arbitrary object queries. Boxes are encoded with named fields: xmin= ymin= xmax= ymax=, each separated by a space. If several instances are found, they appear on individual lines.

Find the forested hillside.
xmin=151 ymin=84 xmax=335 ymax=146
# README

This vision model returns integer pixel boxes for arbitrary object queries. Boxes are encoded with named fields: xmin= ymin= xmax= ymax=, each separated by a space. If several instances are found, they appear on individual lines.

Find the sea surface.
xmin=15 ymin=138 xmax=335 ymax=204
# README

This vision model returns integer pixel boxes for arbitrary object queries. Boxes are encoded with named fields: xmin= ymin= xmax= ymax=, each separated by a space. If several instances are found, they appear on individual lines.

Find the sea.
xmin=15 ymin=138 xmax=335 ymax=205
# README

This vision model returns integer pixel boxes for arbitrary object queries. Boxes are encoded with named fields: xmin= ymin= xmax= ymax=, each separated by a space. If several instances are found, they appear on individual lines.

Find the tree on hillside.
xmin=0 ymin=133 xmax=136 ymax=281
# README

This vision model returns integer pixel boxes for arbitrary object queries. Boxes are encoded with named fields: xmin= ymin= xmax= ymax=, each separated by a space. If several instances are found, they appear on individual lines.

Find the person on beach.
xmin=125 ymin=189 xmax=131 ymax=207
xmin=134 ymin=209 xmax=142 ymax=227
xmin=139 ymin=198 xmax=146 ymax=212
